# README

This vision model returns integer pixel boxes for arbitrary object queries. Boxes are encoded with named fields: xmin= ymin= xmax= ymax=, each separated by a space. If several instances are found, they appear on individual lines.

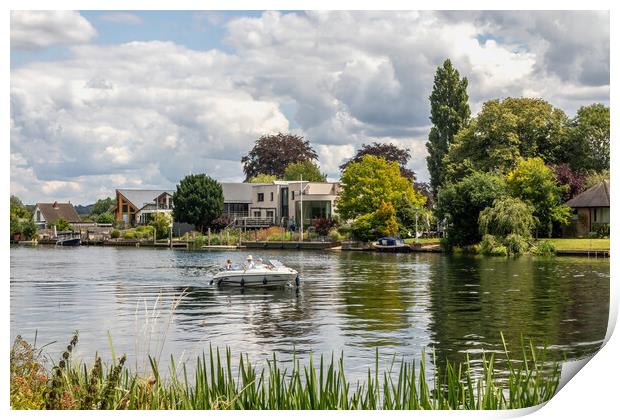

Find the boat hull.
xmin=56 ymin=238 xmax=81 ymax=246
xmin=373 ymin=244 xmax=411 ymax=253
xmin=211 ymin=270 xmax=298 ymax=287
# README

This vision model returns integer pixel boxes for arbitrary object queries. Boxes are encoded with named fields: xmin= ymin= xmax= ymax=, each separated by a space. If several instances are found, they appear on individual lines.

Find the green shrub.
xmin=439 ymin=237 xmax=452 ymax=252
xmin=110 ymin=229 xmax=120 ymax=239
xmin=503 ymin=234 xmax=529 ymax=255
xmin=193 ymin=235 xmax=205 ymax=248
xmin=328 ymin=228 xmax=343 ymax=242
xmin=591 ymin=223 xmax=610 ymax=238
xmin=480 ymin=235 xmax=508 ymax=256
xmin=121 ymin=230 xmax=136 ymax=239
xmin=530 ymin=240 xmax=556 ymax=256
xmin=96 ymin=212 xmax=115 ymax=224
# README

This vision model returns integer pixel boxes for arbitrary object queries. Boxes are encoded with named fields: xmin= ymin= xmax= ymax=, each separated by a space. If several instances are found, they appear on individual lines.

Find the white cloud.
xmin=11 ymin=41 xmax=289 ymax=203
xmin=10 ymin=11 xmax=609 ymax=204
xmin=11 ymin=11 xmax=96 ymax=50
xmin=99 ymin=12 xmax=143 ymax=25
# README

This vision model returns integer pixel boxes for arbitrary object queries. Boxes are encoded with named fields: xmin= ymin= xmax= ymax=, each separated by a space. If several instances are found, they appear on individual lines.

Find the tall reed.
xmin=11 ymin=332 xmax=560 ymax=410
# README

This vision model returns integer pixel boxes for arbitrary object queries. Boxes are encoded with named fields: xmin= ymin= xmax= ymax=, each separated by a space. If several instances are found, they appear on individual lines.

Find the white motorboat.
xmin=210 ymin=259 xmax=300 ymax=288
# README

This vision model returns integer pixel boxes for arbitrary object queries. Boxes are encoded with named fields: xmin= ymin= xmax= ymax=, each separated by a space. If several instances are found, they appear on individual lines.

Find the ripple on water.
xmin=10 ymin=246 xmax=609 ymax=382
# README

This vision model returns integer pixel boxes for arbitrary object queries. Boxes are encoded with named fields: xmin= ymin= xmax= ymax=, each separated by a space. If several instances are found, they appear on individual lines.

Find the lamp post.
xmin=299 ymin=175 xmax=303 ymax=242
xmin=415 ymin=208 xmax=419 ymax=244
xmin=168 ymin=219 xmax=173 ymax=248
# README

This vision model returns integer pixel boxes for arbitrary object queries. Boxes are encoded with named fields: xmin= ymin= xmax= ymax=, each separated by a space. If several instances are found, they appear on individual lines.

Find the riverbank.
xmin=12 ymin=237 xmax=610 ymax=258
xmin=10 ymin=334 xmax=560 ymax=410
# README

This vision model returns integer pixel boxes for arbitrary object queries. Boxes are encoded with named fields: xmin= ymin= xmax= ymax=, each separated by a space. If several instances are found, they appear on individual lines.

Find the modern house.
xmin=565 ymin=180 xmax=610 ymax=237
xmin=115 ymin=189 xmax=174 ymax=226
xmin=115 ymin=181 xmax=340 ymax=230
xmin=222 ymin=181 xmax=340 ymax=228
xmin=33 ymin=201 xmax=82 ymax=229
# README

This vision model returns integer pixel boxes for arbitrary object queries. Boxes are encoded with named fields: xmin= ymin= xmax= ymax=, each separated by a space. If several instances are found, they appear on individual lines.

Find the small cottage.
xmin=565 ymin=180 xmax=610 ymax=237
xmin=33 ymin=201 xmax=82 ymax=229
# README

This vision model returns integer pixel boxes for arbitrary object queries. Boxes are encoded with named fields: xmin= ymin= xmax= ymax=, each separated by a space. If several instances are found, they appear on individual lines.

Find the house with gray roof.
xmin=565 ymin=180 xmax=610 ymax=237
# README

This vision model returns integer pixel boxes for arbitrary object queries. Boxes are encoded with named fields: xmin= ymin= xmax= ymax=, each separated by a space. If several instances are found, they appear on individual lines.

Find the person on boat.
xmin=246 ymin=255 xmax=255 ymax=269
xmin=255 ymin=258 xmax=264 ymax=269
xmin=225 ymin=259 xmax=233 ymax=270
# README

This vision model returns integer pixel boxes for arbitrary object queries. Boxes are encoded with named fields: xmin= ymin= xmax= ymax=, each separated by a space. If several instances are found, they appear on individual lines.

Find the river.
xmin=10 ymin=245 xmax=609 ymax=380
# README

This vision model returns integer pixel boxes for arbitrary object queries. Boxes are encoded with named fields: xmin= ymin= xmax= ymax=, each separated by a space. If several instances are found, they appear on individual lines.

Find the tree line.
xmin=426 ymin=59 xmax=609 ymax=252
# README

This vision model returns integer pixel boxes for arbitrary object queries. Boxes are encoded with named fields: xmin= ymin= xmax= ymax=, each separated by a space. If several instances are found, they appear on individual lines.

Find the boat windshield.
xmin=267 ymin=260 xmax=284 ymax=267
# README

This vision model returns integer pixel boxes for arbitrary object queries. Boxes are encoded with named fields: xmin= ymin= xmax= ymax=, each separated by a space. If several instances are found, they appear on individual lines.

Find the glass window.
xmin=257 ymin=193 xmax=264 ymax=202
xmin=270 ymin=192 xmax=274 ymax=201
xmin=292 ymin=191 xmax=295 ymax=200
xmin=266 ymin=210 xmax=274 ymax=218
xmin=254 ymin=211 xmax=261 ymax=218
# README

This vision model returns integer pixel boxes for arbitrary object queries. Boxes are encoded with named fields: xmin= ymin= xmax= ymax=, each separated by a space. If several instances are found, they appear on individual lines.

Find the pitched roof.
xmin=36 ymin=202 xmax=81 ymax=223
xmin=117 ymin=189 xmax=174 ymax=210
xmin=221 ymin=183 xmax=253 ymax=203
xmin=566 ymin=180 xmax=610 ymax=208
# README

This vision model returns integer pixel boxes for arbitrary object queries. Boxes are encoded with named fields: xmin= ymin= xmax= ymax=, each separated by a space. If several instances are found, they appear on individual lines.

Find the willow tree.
xmin=426 ymin=59 xmax=470 ymax=196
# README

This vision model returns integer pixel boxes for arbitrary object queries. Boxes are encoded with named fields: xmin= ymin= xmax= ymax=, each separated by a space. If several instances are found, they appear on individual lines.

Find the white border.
xmin=4 ymin=1 xmax=617 ymax=419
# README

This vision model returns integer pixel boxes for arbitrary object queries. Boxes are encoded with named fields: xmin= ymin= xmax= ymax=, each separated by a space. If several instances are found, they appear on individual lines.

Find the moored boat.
xmin=56 ymin=231 xmax=81 ymax=246
xmin=373 ymin=236 xmax=411 ymax=253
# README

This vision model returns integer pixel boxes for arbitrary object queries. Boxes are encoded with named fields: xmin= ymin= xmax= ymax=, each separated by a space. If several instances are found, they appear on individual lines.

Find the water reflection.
xmin=10 ymin=246 xmax=609 ymax=381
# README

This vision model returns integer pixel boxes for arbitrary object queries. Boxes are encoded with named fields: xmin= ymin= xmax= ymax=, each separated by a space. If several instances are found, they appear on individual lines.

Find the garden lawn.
xmin=404 ymin=238 xmax=441 ymax=245
xmin=543 ymin=238 xmax=610 ymax=251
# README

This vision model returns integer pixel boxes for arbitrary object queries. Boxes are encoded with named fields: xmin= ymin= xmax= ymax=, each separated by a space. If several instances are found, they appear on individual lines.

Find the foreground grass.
xmin=11 ymin=333 xmax=560 ymax=410
xmin=543 ymin=238 xmax=610 ymax=251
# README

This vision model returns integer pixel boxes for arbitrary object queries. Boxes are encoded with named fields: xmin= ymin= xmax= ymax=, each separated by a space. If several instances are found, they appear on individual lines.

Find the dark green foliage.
xmin=444 ymin=98 xmax=570 ymax=183
xmin=566 ymin=103 xmax=610 ymax=173
xmin=479 ymin=235 xmax=508 ymax=256
xmin=241 ymin=133 xmax=319 ymax=181
xmin=591 ymin=223 xmax=610 ymax=238
xmin=426 ymin=59 xmax=471 ymax=195
xmin=506 ymin=158 xmax=571 ymax=238
xmin=435 ymin=172 xmax=507 ymax=247
xmin=172 ymin=174 xmax=224 ymax=233
xmin=341 ymin=142 xmax=416 ymax=180
xmin=90 ymin=197 xmax=116 ymax=216
xmin=96 ymin=212 xmax=115 ymax=224
xmin=503 ymin=234 xmax=530 ymax=255
xmin=10 ymin=195 xmax=36 ymax=239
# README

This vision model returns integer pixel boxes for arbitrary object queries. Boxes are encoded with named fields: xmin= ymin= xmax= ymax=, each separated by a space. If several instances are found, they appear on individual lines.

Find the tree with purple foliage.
xmin=340 ymin=142 xmax=416 ymax=180
xmin=241 ymin=133 xmax=319 ymax=181
xmin=549 ymin=163 xmax=586 ymax=202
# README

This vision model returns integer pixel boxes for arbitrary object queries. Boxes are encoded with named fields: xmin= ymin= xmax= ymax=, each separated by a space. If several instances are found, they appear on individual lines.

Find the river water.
xmin=10 ymin=246 xmax=609 ymax=380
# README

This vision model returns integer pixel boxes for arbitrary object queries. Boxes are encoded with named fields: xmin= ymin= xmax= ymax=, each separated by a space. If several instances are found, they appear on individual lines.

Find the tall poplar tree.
xmin=426 ymin=59 xmax=470 ymax=196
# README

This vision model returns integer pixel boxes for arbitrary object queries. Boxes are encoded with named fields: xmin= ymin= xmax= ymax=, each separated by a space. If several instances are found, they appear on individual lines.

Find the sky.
xmin=10 ymin=10 xmax=610 ymax=205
